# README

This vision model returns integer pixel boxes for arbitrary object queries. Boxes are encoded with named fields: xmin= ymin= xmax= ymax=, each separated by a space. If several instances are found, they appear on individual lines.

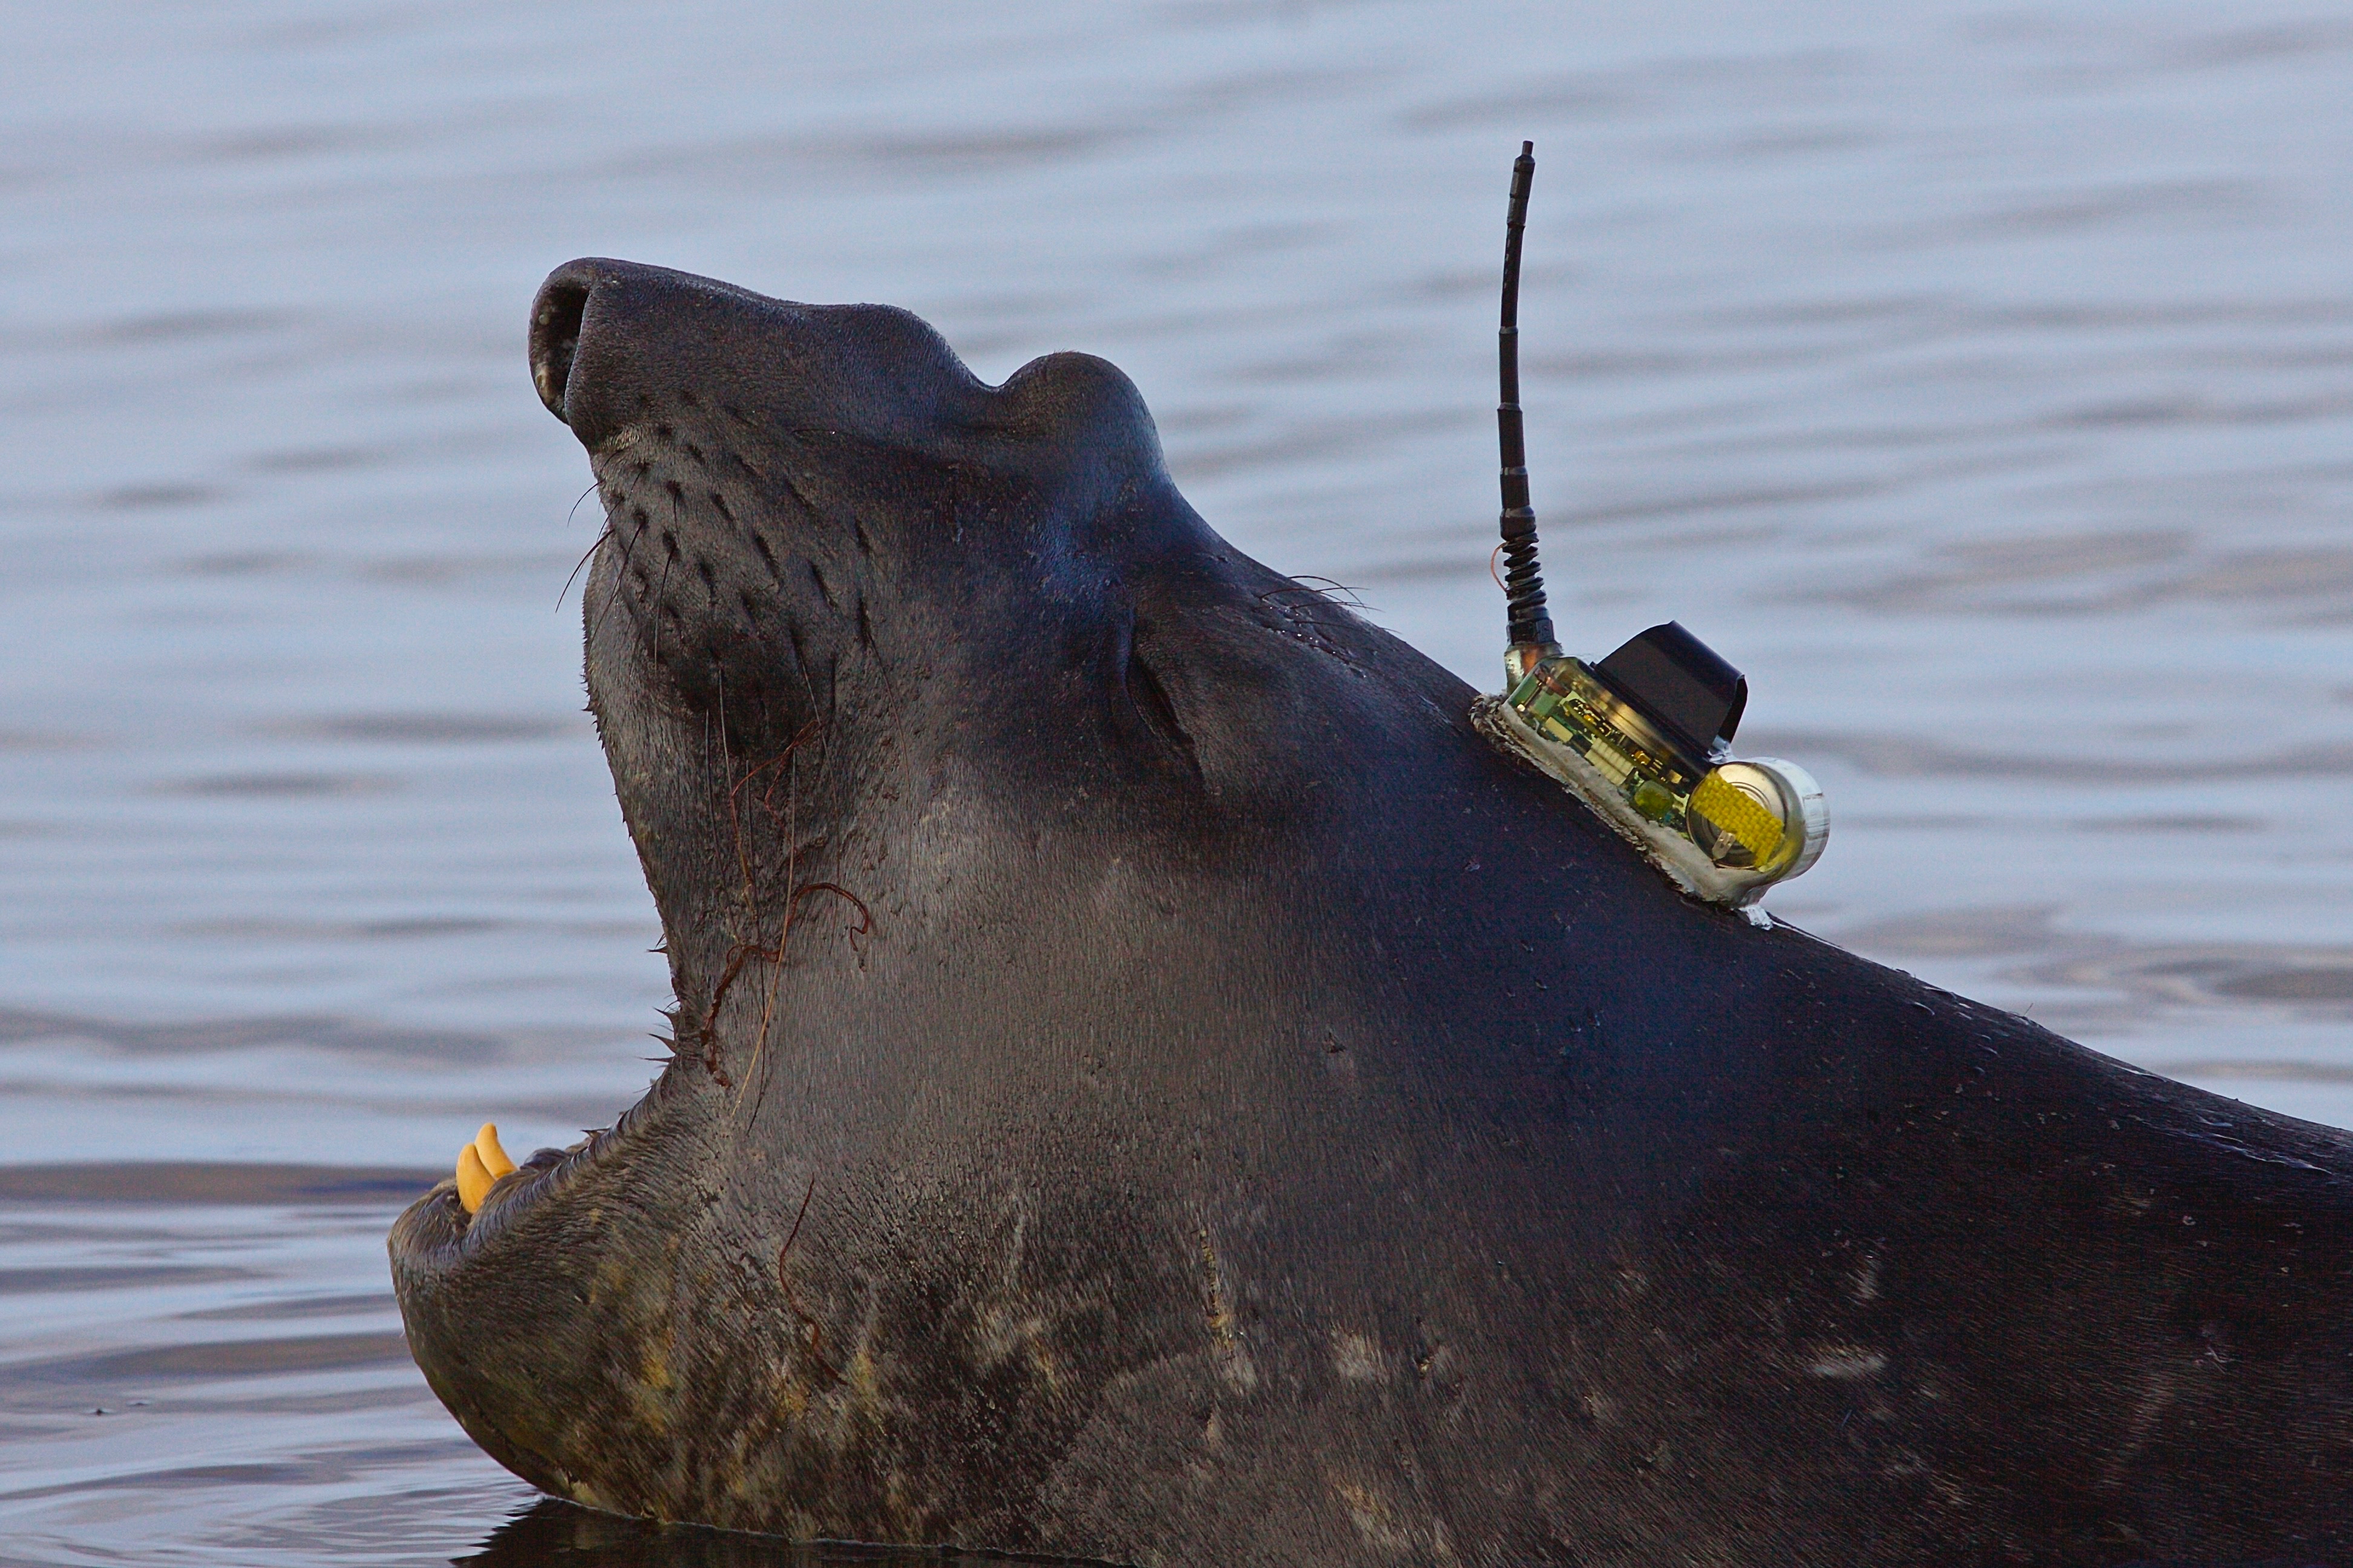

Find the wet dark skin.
xmin=391 ymin=260 xmax=2353 ymax=1566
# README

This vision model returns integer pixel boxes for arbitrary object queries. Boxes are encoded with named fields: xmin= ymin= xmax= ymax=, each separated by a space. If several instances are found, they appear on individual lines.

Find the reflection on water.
xmin=463 ymin=1498 xmax=1113 ymax=1567
xmin=1 ymin=0 xmax=2349 ymax=1560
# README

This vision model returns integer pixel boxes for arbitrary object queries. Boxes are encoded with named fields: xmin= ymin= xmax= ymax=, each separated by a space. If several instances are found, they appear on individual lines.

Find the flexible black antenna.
xmin=1497 ymin=140 xmax=1554 ymax=660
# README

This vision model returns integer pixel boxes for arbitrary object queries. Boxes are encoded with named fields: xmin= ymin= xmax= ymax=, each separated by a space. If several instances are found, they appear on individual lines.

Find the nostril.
xmin=529 ymin=279 xmax=592 ymax=423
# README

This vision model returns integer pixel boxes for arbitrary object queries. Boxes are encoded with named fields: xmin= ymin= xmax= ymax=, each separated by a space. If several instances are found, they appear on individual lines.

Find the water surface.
xmin=2 ymin=1 xmax=2350 ymax=1560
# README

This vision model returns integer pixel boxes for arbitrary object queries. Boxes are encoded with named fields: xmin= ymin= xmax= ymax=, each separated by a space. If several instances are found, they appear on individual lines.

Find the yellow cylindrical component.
xmin=1690 ymin=768 xmax=1786 ymax=866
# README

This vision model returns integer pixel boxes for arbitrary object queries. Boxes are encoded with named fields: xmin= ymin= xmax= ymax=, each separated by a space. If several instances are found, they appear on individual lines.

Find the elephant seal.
xmin=391 ymin=258 xmax=2353 ymax=1566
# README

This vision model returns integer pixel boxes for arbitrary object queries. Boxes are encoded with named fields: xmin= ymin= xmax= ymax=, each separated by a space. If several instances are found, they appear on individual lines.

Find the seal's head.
xmin=387 ymin=259 xmax=1488 ymax=1526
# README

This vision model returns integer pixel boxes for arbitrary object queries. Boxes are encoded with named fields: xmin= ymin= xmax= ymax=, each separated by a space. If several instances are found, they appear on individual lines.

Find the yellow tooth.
xmin=473 ymin=1122 xmax=517 ymax=1180
xmin=456 ymin=1143 xmax=494 ymax=1214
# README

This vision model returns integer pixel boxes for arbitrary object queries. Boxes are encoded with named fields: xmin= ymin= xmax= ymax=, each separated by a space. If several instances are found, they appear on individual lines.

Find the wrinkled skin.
xmin=391 ymin=260 xmax=2353 ymax=1567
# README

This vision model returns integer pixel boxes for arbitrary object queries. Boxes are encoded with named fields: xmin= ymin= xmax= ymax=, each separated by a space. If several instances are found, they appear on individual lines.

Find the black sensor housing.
xmin=1589 ymin=621 xmax=1748 ymax=774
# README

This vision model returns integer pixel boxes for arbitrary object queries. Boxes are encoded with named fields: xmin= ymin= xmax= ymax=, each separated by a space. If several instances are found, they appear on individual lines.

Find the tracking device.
xmin=1468 ymin=143 xmax=1828 ymax=914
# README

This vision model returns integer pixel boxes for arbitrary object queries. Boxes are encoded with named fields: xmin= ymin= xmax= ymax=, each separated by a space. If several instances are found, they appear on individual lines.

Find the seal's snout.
xmin=528 ymin=270 xmax=592 ymax=424
xmin=529 ymin=257 xmax=807 ymax=449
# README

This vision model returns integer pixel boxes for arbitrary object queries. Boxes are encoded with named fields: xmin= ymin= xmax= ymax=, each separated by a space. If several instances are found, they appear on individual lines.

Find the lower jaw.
xmin=388 ymin=1054 xmax=722 ymax=1506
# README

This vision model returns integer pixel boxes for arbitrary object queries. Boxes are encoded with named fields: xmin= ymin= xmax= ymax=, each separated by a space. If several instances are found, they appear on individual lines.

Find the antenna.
xmin=1497 ymin=141 xmax=1554 ymax=671
xmin=1472 ymin=141 xmax=1828 ymax=911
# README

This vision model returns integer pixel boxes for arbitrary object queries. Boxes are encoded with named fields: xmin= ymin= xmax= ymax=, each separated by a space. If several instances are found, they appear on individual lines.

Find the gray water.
xmin=2 ymin=1 xmax=2349 ymax=1561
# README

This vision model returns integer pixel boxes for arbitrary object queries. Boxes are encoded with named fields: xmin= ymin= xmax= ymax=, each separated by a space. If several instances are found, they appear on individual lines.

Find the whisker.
xmin=587 ymin=508 xmax=647 ymax=644
xmin=646 ymin=548 xmax=673 ymax=661
xmin=558 ymin=523 xmax=613 ymax=609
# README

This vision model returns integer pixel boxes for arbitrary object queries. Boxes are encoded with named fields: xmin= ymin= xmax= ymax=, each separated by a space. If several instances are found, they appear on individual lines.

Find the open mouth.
xmin=385 ymin=1047 xmax=690 ymax=1273
xmin=393 ymin=261 xmax=790 ymax=1285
